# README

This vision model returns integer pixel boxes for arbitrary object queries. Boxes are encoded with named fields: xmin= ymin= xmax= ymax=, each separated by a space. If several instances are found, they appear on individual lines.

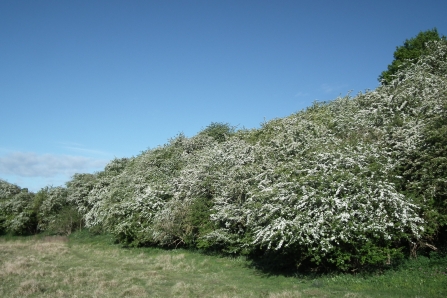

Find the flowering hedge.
xmin=1 ymin=40 xmax=446 ymax=271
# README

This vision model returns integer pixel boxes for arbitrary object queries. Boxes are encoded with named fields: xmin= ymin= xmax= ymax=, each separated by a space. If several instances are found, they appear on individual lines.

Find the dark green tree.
xmin=199 ymin=122 xmax=236 ymax=143
xmin=379 ymin=28 xmax=445 ymax=85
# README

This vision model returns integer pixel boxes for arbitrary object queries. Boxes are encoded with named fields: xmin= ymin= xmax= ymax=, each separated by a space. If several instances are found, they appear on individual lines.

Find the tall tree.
xmin=379 ymin=28 xmax=445 ymax=85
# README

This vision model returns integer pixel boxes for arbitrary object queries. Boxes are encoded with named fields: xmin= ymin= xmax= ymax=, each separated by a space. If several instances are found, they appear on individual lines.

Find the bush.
xmin=0 ymin=181 xmax=37 ymax=235
xmin=37 ymin=186 xmax=83 ymax=235
xmin=199 ymin=122 xmax=236 ymax=143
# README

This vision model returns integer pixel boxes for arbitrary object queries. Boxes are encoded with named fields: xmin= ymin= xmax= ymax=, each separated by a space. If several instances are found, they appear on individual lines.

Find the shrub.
xmin=37 ymin=186 xmax=82 ymax=235
xmin=0 ymin=180 xmax=37 ymax=235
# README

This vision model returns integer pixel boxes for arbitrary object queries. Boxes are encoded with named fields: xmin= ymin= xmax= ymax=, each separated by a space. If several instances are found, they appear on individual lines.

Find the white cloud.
xmin=0 ymin=152 xmax=108 ymax=178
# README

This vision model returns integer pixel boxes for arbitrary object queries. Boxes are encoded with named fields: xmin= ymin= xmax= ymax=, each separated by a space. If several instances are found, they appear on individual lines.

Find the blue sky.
xmin=1 ymin=0 xmax=446 ymax=192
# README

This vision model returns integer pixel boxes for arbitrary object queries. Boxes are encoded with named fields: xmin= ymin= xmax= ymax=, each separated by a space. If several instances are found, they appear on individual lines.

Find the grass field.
xmin=1 ymin=232 xmax=446 ymax=297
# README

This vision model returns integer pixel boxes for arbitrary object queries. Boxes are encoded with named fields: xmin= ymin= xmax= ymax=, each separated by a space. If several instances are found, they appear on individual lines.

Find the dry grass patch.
xmin=31 ymin=241 xmax=68 ymax=255
xmin=119 ymin=285 xmax=148 ymax=297
xmin=266 ymin=291 xmax=303 ymax=298
xmin=1 ymin=256 xmax=37 ymax=276
xmin=170 ymin=281 xmax=200 ymax=297
xmin=15 ymin=279 xmax=45 ymax=296
xmin=343 ymin=293 xmax=368 ymax=297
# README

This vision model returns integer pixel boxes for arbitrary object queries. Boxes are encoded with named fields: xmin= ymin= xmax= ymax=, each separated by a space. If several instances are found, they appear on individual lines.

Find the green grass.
xmin=1 ymin=231 xmax=446 ymax=297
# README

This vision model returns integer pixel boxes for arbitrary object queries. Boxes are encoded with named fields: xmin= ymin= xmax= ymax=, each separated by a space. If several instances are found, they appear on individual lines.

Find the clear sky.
xmin=1 ymin=0 xmax=446 ymax=192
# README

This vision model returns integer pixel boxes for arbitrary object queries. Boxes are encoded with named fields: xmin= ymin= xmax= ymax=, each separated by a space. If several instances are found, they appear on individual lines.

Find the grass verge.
xmin=0 ymin=231 xmax=446 ymax=297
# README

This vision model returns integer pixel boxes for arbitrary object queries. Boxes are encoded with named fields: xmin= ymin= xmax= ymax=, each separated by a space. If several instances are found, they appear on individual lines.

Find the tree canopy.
xmin=198 ymin=122 xmax=236 ymax=143
xmin=379 ymin=28 xmax=446 ymax=85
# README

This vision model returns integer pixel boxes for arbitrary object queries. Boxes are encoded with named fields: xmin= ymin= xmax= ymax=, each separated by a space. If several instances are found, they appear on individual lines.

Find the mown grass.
xmin=0 ymin=231 xmax=446 ymax=297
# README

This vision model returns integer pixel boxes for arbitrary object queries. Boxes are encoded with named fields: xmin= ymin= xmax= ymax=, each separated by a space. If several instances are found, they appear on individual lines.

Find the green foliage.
xmin=66 ymin=173 xmax=98 ymax=216
xmin=47 ymin=205 xmax=83 ymax=236
xmin=0 ymin=179 xmax=21 ymax=198
xmin=0 ymin=180 xmax=37 ymax=235
xmin=394 ymin=88 xmax=447 ymax=239
xmin=80 ymin=134 xmax=212 ymax=246
xmin=379 ymin=28 xmax=446 ymax=85
xmin=199 ymin=122 xmax=236 ymax=143
xmin=186 ymin=197 xmax=216 ymax=249
xmin=37 ymin=186 xmax=83 ymax=235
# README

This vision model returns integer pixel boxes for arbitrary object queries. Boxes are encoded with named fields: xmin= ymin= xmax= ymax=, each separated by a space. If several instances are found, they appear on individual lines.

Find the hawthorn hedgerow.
xmin=4 ymin=40 xmax=445 ymax=271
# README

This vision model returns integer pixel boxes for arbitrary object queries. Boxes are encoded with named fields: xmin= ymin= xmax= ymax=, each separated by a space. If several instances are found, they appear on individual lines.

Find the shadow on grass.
xmin=67 ymin=229 xmax=116 ymax=247
xmin=65 ymin=229 xmax=447 ymax=283
xmin=243 ymin=246 xmax=447 ymax=281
